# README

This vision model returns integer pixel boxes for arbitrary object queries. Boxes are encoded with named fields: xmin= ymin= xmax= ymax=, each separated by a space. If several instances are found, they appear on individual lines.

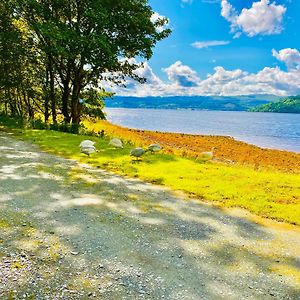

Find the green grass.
xmin=4 ymin=127 xmax=300 ymax=226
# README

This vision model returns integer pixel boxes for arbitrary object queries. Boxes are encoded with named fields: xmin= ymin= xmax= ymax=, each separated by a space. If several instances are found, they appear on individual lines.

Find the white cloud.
xmin=134 ymin=62 xmax=162 ymax=85
xmin=207 ymin=66 xmax=246 ymax=83
xmin=150 ymin=12 xmax=164 ymax=24
xmin=199 ymin=66 xmax=300 ymax=96
xmin=221 ymin=0 xmax=237 ymax=23
xmin=151 ymin=12 xmax=170 ymax=33
xmin=272 ymin=48 xmax=300 ymax=69
xmin=100 ymin=61 xmax=166 ymax=97
xmin=163 ymin=61 xmax=201 ymax=87
xmin=101 ymin=48 xmax=300 ymax=97
xmin=192 ymin=40 xmax=230 ymax=49
xmin=221 ymin=0 xmax=286 ymax=37
xmin=244 ymin=67 xmax=300 ymax=95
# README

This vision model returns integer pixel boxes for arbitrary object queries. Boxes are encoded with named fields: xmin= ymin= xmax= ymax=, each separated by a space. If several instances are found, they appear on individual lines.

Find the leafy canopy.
xmin=20 ymin=0 xmax=171 ymax=86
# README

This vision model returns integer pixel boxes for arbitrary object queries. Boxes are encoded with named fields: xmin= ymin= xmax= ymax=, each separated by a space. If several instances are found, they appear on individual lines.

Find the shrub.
xmin=0 ymin=115 xmax=25 ymax=128
xmin=31 ymin=119 xmax=48 ymax=130
xmin=49 ymin=122 xmax=85 ymax=134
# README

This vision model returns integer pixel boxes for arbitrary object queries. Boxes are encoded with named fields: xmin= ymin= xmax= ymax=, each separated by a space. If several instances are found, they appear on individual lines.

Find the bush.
xmin=49 ymin=122 xmax=85 ymax=134
xmin=49 ymin=123 xmax=59 ymax=131
xmin=0 ymin=114 xmax=88 ymax=136
xmin=0 ymin=115 xmax=25 ymax=128
xmin=31 ymin=119 xmax=48 ymax=130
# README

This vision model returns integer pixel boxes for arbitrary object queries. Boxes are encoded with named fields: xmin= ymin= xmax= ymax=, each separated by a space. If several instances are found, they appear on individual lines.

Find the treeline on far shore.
xmin=250 ymin=96 xmax=300 ymax=113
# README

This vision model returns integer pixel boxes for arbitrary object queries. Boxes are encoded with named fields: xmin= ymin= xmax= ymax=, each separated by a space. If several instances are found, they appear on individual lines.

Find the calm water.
xmin=104 ymin=108 xmax=300 ymax=153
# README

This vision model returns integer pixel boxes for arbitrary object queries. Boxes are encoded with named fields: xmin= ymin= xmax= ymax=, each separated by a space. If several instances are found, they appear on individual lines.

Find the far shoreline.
xmin=106 ymin=106 xmax=300 ymax=114
xmin=104 ymin=108 xmax=300 ymax=154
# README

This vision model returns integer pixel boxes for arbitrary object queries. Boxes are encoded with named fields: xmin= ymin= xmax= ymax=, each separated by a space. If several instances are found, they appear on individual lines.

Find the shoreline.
xmin=84 ymin=119 xmax=300 ymax=173
xmin=108 ymin=120 xmax=300 ymax=154
xmin=104 ymin=108 xmax=300 ymax=154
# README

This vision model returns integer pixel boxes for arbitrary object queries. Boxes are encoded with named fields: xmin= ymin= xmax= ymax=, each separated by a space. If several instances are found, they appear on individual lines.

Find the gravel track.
xmin=0 ymin=132 xmax=300 ymax=299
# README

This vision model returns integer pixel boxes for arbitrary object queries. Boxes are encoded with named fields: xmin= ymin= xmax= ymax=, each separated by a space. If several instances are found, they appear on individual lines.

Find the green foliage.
xmin=49 ymin=123 xmax=83 ymax=134
xmin=0 ymin=114 xmax=84 ymax=134
xmin=1 ymin=0 xmax=171 ymax=123
xmin=0 ymin=0 xmax=45 ymax=119
xmin=16 ymin=0 xmax=171 ymax=123
xmin=0 ymin=114 xmax=25 ymax=128
xmin=250 ymin=96 xmax=300 ymax=113
xmin=80 ymin=89 xmax=112 ymax=120
xmin=31 ymin=119 xmax=48 ymax=130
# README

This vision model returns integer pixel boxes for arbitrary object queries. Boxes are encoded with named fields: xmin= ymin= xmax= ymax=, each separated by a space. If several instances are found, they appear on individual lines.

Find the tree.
xmin=80 ymin=88 xmax=112 ymax=120
xmin=0 ymin=0 xmax=23 ymax=116
xmin=19 ymin=0 xmax=171 ymax=124
xmin=0 ymin=0 xmax=45 ymax=119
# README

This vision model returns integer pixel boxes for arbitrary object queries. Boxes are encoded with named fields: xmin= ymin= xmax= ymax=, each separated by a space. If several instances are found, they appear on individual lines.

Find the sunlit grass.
xmin=13 ymin=128 xmax=300 ymax=226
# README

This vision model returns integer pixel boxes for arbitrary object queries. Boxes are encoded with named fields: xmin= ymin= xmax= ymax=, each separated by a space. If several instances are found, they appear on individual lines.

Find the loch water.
xmin=104 ymin=108 xmax=300 ymax=153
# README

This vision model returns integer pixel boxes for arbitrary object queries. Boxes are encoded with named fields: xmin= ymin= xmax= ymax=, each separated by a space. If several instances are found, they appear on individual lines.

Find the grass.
xmin=2 ymin=123 xmax=299 ymax=226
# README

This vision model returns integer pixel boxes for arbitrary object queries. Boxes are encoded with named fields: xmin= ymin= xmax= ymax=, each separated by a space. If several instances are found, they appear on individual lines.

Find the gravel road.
xmin=0 ymin=132 xmax=300 ymax=299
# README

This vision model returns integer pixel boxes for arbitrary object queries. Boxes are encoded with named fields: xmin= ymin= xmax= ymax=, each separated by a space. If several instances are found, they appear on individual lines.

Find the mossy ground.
xmin=3 ymin=125 xmax=299 ymax=226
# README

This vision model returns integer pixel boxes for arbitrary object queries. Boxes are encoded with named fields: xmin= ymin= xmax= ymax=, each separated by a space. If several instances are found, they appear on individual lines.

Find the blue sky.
xmin=105 ymin=0 xmax=300 ymax=97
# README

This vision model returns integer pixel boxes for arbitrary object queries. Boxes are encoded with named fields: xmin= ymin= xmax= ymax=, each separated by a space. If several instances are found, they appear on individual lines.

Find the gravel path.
xmin=0 ymin=132 xmax=300 ymax=300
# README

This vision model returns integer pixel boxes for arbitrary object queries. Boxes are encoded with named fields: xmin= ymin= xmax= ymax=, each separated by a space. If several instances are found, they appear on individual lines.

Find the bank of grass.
xmin=3 ymin=124 xmax=299 ymax=226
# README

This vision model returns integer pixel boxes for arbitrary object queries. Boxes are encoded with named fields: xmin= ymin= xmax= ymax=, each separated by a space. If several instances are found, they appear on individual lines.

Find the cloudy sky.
xmin=105 ymin=0 xmax=300 ymax=97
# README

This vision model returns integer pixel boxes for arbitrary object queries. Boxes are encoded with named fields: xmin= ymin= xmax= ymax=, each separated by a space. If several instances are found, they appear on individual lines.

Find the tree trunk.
xmin=71 ymin=82 xmax=81 ymax=124
xmin=4 ymin=99 xmax=8 ymax=115
xmin=49 ymin=57 xmax=56 ymax=123
xmin=60 ymin=61 xmax=72 ymax=123
xmin=4 ymin=89 xmax=9 ymax=115
xmin=44 ymin=97 xmax=49 ymax=122
xmin=8 ymin=88 xmax=17 ymax=116
xmin=71 ymin=67 xmax=83 ymax=124
xmin=16 ymin=89 xmax=23 ymax=118
xmin=44 ymin=64 xmax=50 ymax=123
xmin=62 ymin=82 xmax=70 ymax=123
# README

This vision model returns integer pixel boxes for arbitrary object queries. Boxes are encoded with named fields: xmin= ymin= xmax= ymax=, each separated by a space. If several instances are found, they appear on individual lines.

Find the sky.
xmin=104 ymin=0 xmax=300 ymax=97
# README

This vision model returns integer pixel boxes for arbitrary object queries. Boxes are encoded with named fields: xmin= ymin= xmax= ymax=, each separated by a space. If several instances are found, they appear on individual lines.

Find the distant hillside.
xmin=105 ymin=95 xmax=280 ymax=111
xmin=250 ymin=96 xmax=300 ymax=113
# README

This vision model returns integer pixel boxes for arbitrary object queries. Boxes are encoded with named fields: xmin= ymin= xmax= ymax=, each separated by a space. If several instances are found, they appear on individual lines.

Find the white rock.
xmin=109 ymin=138 xmax=123 ymax=149
xmin=79 ymin=140 xmax=95 ymax=148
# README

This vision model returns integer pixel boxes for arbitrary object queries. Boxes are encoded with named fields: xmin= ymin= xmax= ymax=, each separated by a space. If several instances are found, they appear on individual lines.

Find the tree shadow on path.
xmin=0 ymin=132 xmax=300 ymax=300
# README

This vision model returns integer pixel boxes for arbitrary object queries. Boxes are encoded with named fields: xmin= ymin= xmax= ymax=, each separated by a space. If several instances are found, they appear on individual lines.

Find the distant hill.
xmin=105 ymin=95 xmax=280 ymax=111
xmin=250 ymin=96 xmax=300 ymax=113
